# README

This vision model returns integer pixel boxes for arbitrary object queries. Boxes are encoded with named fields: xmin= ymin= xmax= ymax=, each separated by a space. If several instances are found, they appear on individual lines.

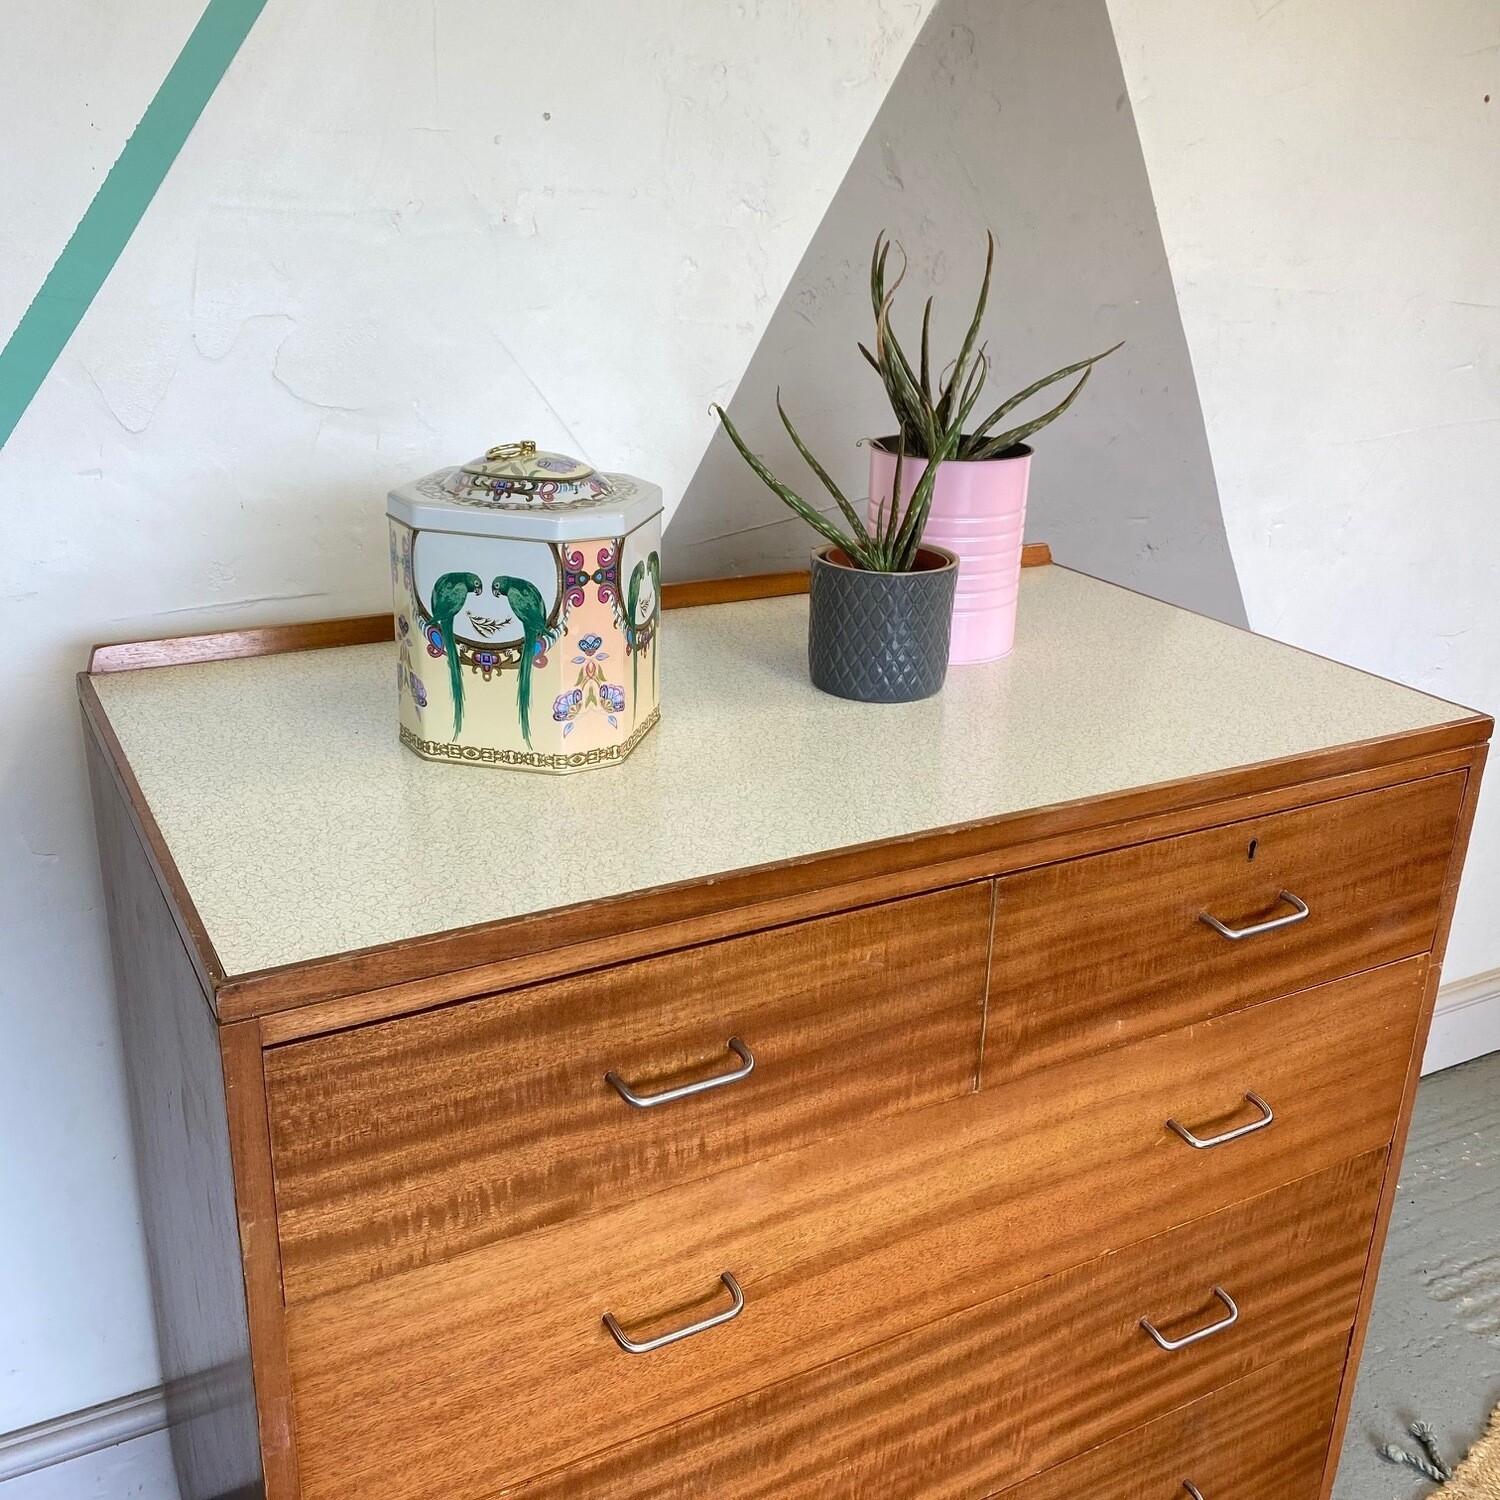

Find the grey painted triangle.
xmin=666 ymin=0 xmax=1246 ymax=627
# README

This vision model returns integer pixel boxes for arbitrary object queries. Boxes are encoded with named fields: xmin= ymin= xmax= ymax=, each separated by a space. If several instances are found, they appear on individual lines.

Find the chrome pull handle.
xmin=603 ymin=1271 xmax=744 ymax=1354
xmin=1199 ymin=890 xmax=1309 ymax=941
xmin=1141 ymin=1285 xmax=1239 ymax=1351
xmin=1184 ymin=1485 xmax=1205 ymax=1500
xmin=1167 ymin=1092 xmax=1274 ymax=1150
xmin=606 ymin=1037 xmax=754 ymax=1108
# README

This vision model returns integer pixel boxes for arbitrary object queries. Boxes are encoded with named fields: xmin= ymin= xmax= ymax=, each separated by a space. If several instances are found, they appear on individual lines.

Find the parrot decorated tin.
xmin=386 ymin=441 xmax=663 ymax=773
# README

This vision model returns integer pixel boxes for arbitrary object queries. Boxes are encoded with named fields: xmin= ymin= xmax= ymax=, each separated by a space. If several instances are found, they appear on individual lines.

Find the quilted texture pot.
xmin=807 ymin=545 xmax=958 ymax=703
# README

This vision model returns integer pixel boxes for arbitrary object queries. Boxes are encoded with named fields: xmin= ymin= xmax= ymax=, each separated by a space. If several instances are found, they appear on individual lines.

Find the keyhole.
xmin=1248 ymin=838 xmax=1258 ymax=861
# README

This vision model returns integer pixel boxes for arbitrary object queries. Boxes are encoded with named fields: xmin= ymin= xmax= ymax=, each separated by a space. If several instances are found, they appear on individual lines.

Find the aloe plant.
xmin=713 ymin=395 xmax=980 ymax=576
xmin=715 ymin=237 xmax=993 ymax=572
xmin=861 ymin=231 xmax=1122 ymax=462
xmin=713 ymin=229 xmax=1120 ymax=571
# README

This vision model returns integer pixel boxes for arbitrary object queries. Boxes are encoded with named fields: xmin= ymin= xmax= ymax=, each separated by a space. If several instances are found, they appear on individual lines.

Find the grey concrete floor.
xmin=1333 ymin=1048 xmax=1500 ymax=1498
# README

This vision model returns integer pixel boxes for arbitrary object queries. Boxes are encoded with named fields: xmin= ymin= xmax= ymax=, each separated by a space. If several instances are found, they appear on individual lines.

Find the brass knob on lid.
xmin=485 ymin=440 xmax=537 ymax=461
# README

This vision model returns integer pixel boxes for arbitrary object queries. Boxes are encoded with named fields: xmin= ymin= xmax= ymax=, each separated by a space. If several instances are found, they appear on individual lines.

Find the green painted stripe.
xmin=0 ymin=0 xmax=267 ymax=449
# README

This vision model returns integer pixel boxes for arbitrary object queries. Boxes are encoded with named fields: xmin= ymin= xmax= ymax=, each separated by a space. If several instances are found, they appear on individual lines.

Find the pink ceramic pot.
xmin=867 ymin=441 xmax=1031 ymax=664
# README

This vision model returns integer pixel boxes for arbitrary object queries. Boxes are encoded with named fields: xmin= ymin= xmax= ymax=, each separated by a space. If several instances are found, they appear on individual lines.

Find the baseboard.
xmin=1423 ymin=966 xmax=1500 ymax=1075
xmin=0 ymin=1384 xmax=168 ymax=1482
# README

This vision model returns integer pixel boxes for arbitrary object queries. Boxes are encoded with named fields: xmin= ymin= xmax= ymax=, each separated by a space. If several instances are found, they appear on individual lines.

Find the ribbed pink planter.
xmin=868 ymin=442 xmax=1031 ymax=664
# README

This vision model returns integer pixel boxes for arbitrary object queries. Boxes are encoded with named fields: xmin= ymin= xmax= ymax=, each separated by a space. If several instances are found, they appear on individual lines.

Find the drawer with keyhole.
xmin=985 ymin=770 xmax=1464 ymax=1087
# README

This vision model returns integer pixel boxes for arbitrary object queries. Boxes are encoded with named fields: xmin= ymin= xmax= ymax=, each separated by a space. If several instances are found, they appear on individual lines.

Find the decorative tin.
xmin=386 ymin=441 xmax=663 ymax=773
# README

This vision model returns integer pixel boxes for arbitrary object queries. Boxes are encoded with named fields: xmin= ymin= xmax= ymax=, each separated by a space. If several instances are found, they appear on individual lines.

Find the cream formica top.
xmin=92 ymin=566 xmax=1477 ymax=979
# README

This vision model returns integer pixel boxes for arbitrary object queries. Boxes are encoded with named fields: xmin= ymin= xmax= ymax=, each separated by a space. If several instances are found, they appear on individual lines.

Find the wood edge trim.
xmin=77 ymin=675 xmax=226 ymax=998
xmin=1315 ymin=958 xmax=1445 ymax=1500
xmin=660 ymin=570 xmax=808 ymax=609
xmin=83 ymin=552 xmax=1057 ymax=675
xmin=1317 ymin=758 xmax=1485 ymax=1497
xmin=89 ymin=615 xmax=396 ymax=674
xmin=219 ymin=1021 xmax=301 ymax=1500
xmin=1428 ymin=744 xmax=1488 ymax=967
xmin=240 ymin=735 xmax=1486 ymax=1034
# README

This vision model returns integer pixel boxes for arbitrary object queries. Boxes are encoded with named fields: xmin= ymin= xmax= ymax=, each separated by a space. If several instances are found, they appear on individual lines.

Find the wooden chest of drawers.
xmin=82 ymin=560 xmax=1490 ymax=1500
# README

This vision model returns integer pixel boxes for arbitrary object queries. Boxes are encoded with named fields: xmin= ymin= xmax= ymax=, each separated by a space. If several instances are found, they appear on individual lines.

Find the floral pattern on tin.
xmin=565 ymin=545 xmax=621 ymax=609
xmin=552 ymin=630 xmax=626 ymax=735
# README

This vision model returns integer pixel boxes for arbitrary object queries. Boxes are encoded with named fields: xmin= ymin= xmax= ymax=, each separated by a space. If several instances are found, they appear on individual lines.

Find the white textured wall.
xmin=1109 ymin=0 xmax=1500 ymax=983
xmin=0 ymin=0 xmax=935 ymax=1431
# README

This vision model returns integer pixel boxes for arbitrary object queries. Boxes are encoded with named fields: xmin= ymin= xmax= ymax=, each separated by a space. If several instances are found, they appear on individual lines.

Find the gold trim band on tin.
xmin=399 ymin=709 xmax=660 ymax=774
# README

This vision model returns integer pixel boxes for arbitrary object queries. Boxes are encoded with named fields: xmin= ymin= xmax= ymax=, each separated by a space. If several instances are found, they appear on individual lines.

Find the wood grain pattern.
xmin=285 ymin=961 xmax=1424 ymax=1500
xmin=220 ymin=1022 xmax=301 ymax=1500
xmin=660 ymin=570 xmax=810 ymax=608
xmin=84 ymin=728 xmax=264 ymax=1500
xmin=265 ymin=886 xmax=991 ymax=1303
xmin=1429 ymin=744 xmax=1489 ymax=967
xmin=498 ymin=1168 xmax=1374 ymax=1500
xmin=256 ymin=745 xmax=1483 ymax=1044
xmin=989 ymin=1332 xmax=1347 ymax=1500
xmin=88 ymin=614 xmax=397 ymax=674
xmin=1316 ymin=749 xmax=1488 ymax=1500
xmin=984 ymin=771 xmax=1465 ymax=1087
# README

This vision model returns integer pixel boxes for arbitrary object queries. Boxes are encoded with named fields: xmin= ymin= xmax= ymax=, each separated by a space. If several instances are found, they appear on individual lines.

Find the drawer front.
xmin=498 ymin=1170 xmax=1368 ymax=1499
xmin=267 ymin=885 xmax=991 ymax=1302
xmin=284 ymin=959 xmax=1422 ymax=1500
xmin=986 ymin=771 xmax=1463 ymax=1087
xmin=988 ymin=1334 xmax=1344 ymax=1500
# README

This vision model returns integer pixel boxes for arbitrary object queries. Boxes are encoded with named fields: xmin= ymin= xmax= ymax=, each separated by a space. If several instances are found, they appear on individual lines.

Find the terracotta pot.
xmin=867 ymin=440 xmax=1031 ymax=664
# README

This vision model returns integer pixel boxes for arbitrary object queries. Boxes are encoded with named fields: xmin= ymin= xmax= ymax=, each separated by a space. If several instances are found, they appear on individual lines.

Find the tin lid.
xmin=387 ymin=440 xmax=663 ymax=542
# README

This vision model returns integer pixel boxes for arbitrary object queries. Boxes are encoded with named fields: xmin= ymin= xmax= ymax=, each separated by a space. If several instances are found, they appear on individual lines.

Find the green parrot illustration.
xmin=490 ymin=575 xmax=551 ymax=747
xmin=625 ymin=559 xmax=646 ymax=723
xmin=430 ymin=572 xmax=482 ymax=739
xmin=623 ymin=549 xmax=663 ymax=725
xmin=646 ymin=549 xmax=661 ymax=698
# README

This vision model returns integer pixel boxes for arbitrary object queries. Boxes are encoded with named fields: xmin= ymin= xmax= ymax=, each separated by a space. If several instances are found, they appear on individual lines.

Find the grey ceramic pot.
xmin=807 ymin=544 xmax=959 ymax=703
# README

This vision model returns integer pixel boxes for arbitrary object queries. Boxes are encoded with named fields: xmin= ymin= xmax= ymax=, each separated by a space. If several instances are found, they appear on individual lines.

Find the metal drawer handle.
xmin=1141 ymin=1285 xmax=1239 ymax=1351
xmin=1184 ymin=1485 xmax=1205 ymax=1500
xmin=1167 ymin=1092 xmax=1274 ymax=1150
xmin=1199 ymin=889 xmax=1309 ymax=941
xmin=603 ymin=1271 xmax=744 ymax=1354
xmin=606 ymin=1037 xmax=754 ymax=1108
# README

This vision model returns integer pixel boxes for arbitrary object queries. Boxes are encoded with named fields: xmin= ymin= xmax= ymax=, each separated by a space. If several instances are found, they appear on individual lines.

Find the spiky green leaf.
xmin=775 ymin=390 xmax=877 ymax=556
xmin=934 ymin=231 xmax=993 ymax=429
xmin=712 ymin=405 xmax=875 ymax=566
xmin=965 ymin=364 xmax=1097 ymax=461
xmin=962 ymin=340 xmax=1123 ymax=455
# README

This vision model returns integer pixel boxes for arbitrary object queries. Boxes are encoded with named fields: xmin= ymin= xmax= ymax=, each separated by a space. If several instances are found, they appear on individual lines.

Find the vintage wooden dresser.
xmin=81 ymin=553 xmax=1490 ymax=1500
